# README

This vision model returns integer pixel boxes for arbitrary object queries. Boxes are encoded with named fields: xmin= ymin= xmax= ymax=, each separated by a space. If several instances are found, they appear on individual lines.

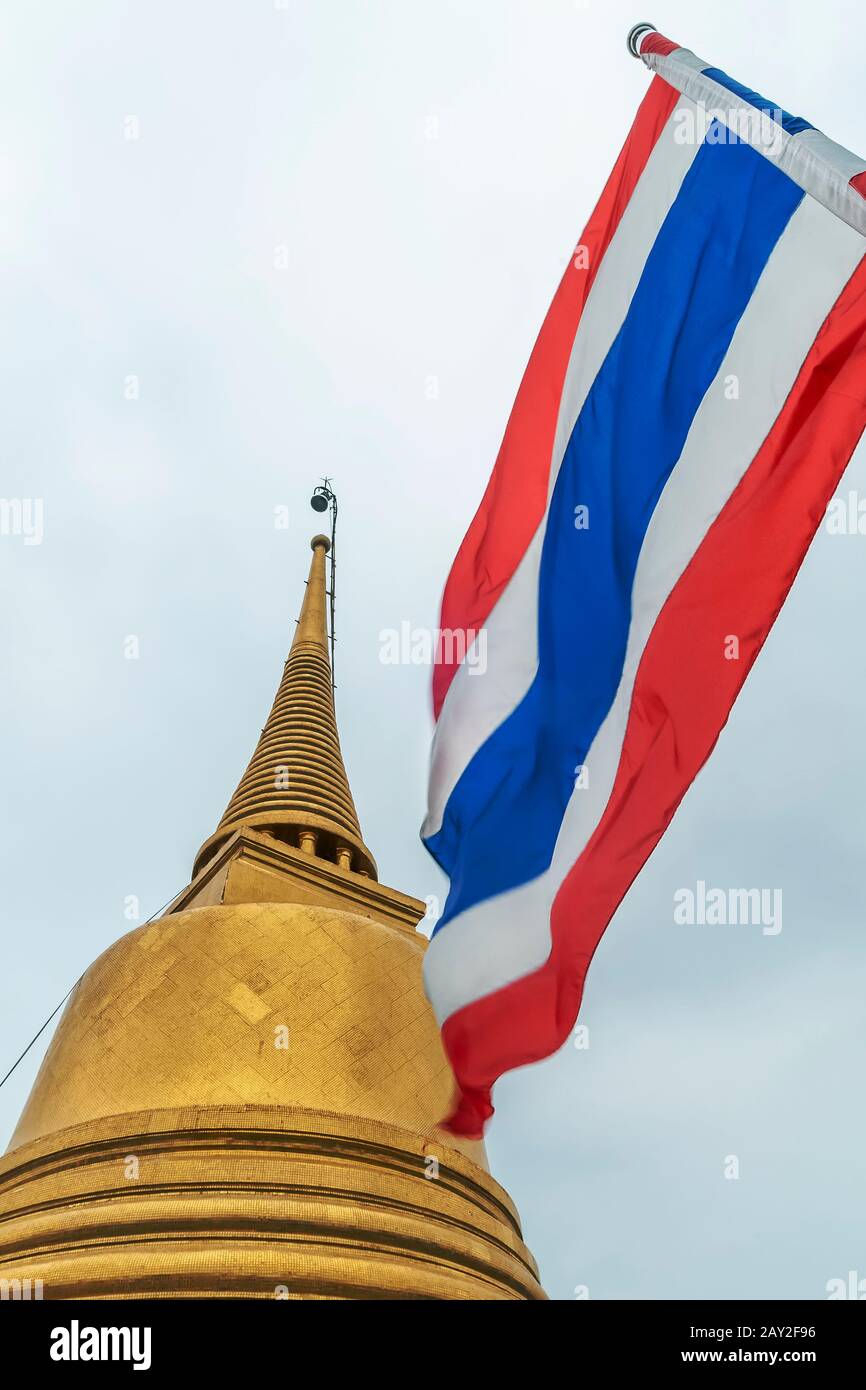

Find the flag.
xmin=421 ymin=27 xmax=866 ymax=1138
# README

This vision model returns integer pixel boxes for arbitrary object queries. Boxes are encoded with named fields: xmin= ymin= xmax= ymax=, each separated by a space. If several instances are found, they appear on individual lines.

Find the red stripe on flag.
xmin=639 ymin=32 xmax=681 ymax=58
xmin=431 ymin=76 xmax=681 ymax=719
xmin=440 ymin=255 xmax=866 ymax=1138
xmin=850 ymin=170 xmax=866 ymax=199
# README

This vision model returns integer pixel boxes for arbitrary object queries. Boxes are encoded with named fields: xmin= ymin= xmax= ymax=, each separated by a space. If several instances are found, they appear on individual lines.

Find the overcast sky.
xmin=2 ymin=0 xmax=865 ymax=1301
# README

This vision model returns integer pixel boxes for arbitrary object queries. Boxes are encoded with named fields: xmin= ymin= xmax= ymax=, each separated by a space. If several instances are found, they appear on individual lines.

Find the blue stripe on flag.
xmin=426 ymin=126 xmax=803 ymax=935
xmin=701 ymin=67 xmax=814 ymax=136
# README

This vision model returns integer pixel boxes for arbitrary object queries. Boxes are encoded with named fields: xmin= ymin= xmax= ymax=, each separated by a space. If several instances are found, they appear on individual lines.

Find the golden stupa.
xmin=0 ymin=533 xmax=543 ymax=1299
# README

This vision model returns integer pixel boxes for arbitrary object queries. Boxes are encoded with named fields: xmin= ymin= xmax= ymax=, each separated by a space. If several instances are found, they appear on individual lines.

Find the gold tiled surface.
xmin=9 ymin=902 xmax=485 ymax=1168
xmin=0 ymin=1107 xmax=544 ymax=1299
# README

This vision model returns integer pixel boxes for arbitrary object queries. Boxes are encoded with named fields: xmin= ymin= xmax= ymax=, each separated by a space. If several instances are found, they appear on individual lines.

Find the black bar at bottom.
xmin=2 ymin=1296 xmax=863 ymax=1375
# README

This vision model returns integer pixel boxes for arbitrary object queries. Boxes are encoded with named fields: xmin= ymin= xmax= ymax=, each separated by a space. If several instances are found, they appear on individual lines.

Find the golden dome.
xmin=10 ymin=900 xmax=483 ymax=1166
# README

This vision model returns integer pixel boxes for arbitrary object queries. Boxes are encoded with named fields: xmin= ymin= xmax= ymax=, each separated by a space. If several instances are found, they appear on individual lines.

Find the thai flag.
xmin=422 ymin=28 xmax=866 ymax=1138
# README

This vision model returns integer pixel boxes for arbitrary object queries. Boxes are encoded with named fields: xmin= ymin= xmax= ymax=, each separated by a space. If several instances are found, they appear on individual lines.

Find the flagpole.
xmin=627 ymin=22 xmax=657 ymax=57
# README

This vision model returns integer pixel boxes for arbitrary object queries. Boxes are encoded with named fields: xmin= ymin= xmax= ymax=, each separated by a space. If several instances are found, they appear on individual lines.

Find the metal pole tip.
xmin=627 ymin=22 xmax=657 ymax=58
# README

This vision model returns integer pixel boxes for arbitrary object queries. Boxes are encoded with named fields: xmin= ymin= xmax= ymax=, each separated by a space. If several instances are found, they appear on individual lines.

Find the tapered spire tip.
xmin=192 ymin=528 xmax=376 ymax=882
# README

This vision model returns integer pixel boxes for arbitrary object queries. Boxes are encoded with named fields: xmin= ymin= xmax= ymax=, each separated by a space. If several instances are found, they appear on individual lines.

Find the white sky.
xmin=2 ymin=0 xmax=865 ymax=1299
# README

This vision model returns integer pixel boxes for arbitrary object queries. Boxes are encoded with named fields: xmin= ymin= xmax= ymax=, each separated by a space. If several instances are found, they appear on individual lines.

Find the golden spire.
xmin=193 ymin=534 xmax=376 ymax=880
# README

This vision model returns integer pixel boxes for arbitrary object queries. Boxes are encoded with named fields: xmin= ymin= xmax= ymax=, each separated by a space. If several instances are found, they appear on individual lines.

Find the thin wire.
xmin=329 ymin=491 xmax=338 ymax=694
xmin=0 ymin=884 xmax=184 ymax=1093
xmin=0 ymin=980 xmax=81 ymax=1090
